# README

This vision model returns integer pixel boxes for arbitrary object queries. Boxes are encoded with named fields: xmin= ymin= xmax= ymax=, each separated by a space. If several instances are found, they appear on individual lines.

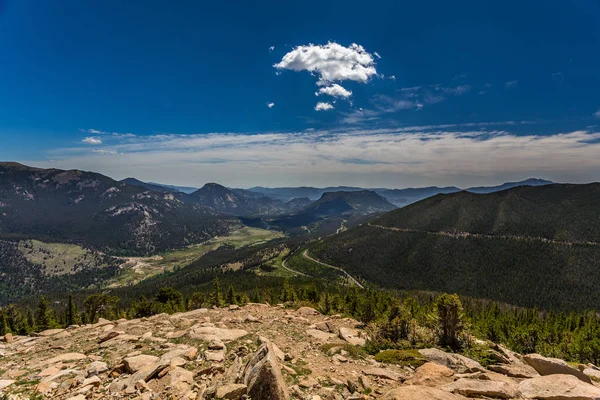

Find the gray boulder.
xmin=241 ymin=342 xmax=289 ymax=400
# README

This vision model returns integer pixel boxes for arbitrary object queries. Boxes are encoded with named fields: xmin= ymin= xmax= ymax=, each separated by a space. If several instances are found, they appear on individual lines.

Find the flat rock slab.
xmin=188 ymin=327 xmax=248 ymax=342
xmin=524 ymin=353 xmax=592 ymax=384
xmin=383 ymin=386 xmax=468 ymax=400
xmin=363 ymin=367 xmax=406 ymax=381
xmin=489 ymin=363 xmax=540 ymax=378
xmin=36 ymin=328 xmax=66 ymax=337
xmin=305 ymin=329 xmax=337 ymax=342
xmin=518 ymin=374 xmax=600 ymax=399
xmin=444 ymin=378 xmax=518 ymax=399
xmin=41 ymin=352 xmax=87 ymax=365
xmin=0 ymin=380 xmax=15 ymax=391
xmin=418 ymin=348 xmax=485 ymax=373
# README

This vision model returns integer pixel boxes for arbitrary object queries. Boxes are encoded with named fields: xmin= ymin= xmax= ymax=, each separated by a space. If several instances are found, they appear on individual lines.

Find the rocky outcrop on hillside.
xmin=1 ymin=303 xmax=600 ymax=399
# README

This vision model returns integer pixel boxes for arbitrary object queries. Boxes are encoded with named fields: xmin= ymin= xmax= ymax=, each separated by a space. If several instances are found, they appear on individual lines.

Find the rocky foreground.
xmin=1 ymin=303 xmax=600 ymax=399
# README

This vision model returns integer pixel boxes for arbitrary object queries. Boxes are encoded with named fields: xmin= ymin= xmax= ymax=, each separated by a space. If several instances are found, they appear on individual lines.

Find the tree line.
xmin=1 ymin=277 xmax=599 ymax=366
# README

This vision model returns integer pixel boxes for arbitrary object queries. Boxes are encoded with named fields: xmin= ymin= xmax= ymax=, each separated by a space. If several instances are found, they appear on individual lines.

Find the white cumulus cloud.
xmin=267 ymin=102 xmax=275 ymax=108
xmin=315 ymin=102 xmax=334 ymax=111
xmin=315 ymin=84 xmax=352 ymax=99
xmin=82 ymin=137 xmax=102 ymax=145
xmin=274 ymin=42 xmax=378 ymax=85
xmin=269 ymin=46 xmax=275 ymax=52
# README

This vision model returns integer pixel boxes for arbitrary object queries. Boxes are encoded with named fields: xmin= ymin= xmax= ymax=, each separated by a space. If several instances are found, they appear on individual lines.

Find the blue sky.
xmin=1 ymin=0 xmax=600 ymax=188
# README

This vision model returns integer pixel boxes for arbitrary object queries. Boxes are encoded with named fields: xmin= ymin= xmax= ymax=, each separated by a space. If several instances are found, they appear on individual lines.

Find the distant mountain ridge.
xmin=182 ymin=183 xmax=289 ymax=216
xmin=266 ymin=190 xmax=395 ymax=234
xmin=246 ymin=178 xmax=554 ymax=206
xmin=466 ymin=178 xmax=553 ymax=194
xmin=120 ymin=177 xmax=181 ymax=193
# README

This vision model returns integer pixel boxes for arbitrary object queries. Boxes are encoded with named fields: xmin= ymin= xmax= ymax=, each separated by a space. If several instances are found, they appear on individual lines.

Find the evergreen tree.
xmin=226 ymin=285 xmax=236 ymax=305
xmin=189 ymin=292 xmax=205 ymax=310
xmin=26 ymin=308 xmax=35 ymax=331
xmin=321 ymin=291 xmax=331 ymax=315
xmin=0 ymin=311 xmax=9 ymax=336
xmin=84 ymin=293 xmax=119 ymax=323
xmin=212 ymin=277 xmax=223 ymax=308
xmin=65 ymin=295 xmax=80 ymax=327
xmin=36 ymin=296 xmax=57 ymax=331
xmin=436 ymin=294 xmax=465 ymax=349
xmin=155 ymin=287 xmax=184 ymax=312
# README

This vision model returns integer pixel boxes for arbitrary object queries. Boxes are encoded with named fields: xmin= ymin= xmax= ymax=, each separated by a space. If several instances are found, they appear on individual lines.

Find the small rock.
xmin=296 ymin=306 xmax=320 ymax=316
xmin=216 ymin=383 xmax=248 ymax=399
xmin=338 ymin=327 xmax=366 ymax=346
xmin=123 ymin=354 xmax=159 ymax=373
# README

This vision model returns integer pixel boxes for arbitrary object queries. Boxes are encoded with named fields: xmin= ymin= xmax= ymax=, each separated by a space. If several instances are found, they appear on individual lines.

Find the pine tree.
xmin=212 ymin=277 xmax=223 ymax=308
xmin=226 ymin=285 xmax=236 ymax=306
xmin=436 ymin=294 xmax=465 ymax=349
xmin=26 ymin=308 xmax=35 ymax=331
xmin=0 ymin=311 xmax=9 ymax=336
xmin=321 ymin=291 xmax=331 ymax=315
xmin=36 ymin=296 xmax=57 ymax=331
xmin=65 ymin=295 xmax=80 ymax=327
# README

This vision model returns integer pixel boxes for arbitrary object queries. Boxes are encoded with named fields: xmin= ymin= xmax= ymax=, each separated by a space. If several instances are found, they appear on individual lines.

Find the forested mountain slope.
xmin=374 ymin=183 xmax=600 ymax=243
xmin=310 ymin=183 xmax=600 ymax=310
xmin=0 ymin=163 xmax=240 ymax=255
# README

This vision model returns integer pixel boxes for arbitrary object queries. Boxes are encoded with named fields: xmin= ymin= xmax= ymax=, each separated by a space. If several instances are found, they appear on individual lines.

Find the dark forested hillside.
xmin=373 ymin=183 xmax=600 ymax=243
xmin=309 ymin=183 xmax=600 ymax=310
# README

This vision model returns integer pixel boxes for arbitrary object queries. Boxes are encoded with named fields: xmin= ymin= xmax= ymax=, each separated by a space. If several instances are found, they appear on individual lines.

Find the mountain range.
xmin=307 ymin=183 xmax=600 ymax=310
xmin=129 ymin=177 xmax=554 ymax=207
xmin=0 ymin=162 xmax=576 ymax=309
xmin=0 ymin=163 xmax=240 ymax=255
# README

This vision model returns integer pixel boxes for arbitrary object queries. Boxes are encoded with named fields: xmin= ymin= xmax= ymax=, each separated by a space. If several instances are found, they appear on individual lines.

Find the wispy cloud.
xmin=505 ymin=80 xmax=519 ymax=88
xmin=594 ymin=109 xmax=600 ymax=119
xmin=32 ymin=124 xmax=600 ymax=188
xmin=82 ymin=137 xmax=102 ymax=145
xmin=92 ymin=149 xmax=118 ymax=155
xmin=81 ymin=128 xmax=107 ymax=135
xmin=268 ymin=45 xmax=275 ymax=52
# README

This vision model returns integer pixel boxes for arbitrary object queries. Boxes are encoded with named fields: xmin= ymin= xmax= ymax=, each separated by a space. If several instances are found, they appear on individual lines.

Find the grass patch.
xmin=461 ymin=346 xmax=497 ymax=368
xmin=320 ymin=343 xmax=367 ymax=359
xmin=108 ymin=227 xmax=284 ymax=287
xmin=374 ymin=349 xmax=426 ymax=367
xmin=18 ymin=239 xmax=111 ymax=276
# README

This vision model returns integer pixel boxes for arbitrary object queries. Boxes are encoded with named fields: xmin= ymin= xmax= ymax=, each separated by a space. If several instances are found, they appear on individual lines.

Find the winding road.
xmin=281 ymin=256 xmax=309 ymax=277
xmin=367 ymin=223 xmax=600 ymax=247
xmin=302 ymin=250 xmax=364 ymax=289
xmin=281 ymin=250 xmax=364 ymax=289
